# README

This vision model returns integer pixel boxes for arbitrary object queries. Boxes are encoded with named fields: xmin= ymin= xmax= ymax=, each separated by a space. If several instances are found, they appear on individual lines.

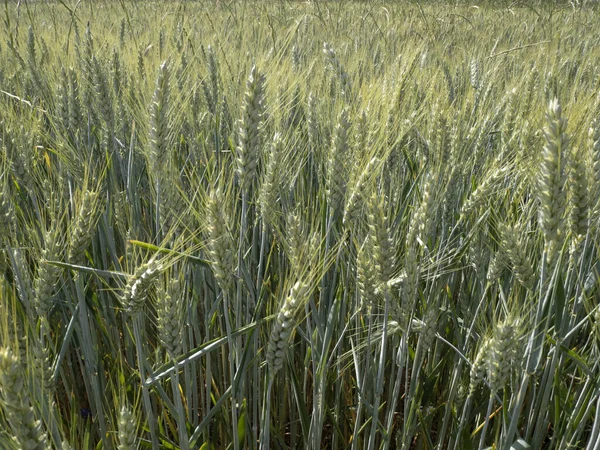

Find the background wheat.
xmin=1 ymin=1 xmax=600 ymax=449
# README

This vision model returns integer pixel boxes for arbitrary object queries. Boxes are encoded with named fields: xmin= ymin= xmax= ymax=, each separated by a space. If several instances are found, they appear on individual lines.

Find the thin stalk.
xmin=383 ymin=335 xmax=407 ymax=450
xmin=256 ymin=225 xmax=267 ymax=309
xmin=585 ymin=390 xmax=600 ymax=450
xmin=170 ymin=363 xmax=189 ymax=450
xmin=502 ymin=373 xmax=530 ymax=450
xmin=253 ymin=224 xmax=268 ymax=446
xmin=402 ymin=335 xmax=426 ymax=448
xmin=234 ymin=187 xmax=251 ymax=450
xmin=559 ymin=376 xmax=594 ymax=449
xmin=453 ymin=395 xmax=474 ymax=450
xmin=332 ymin=261 xmax=350 ymax=449
xmin=133 ymin=315 xmax=159 ymax=450
xmin=74 ymin=274 xmax=111 ymax=450
xmin=367 ymin=289 xmax=391 ymax=450
xmin=260 ymin=377 xmax=273 ymax=450
xmin=203 ymin=276 xmax=212 ymax=441
xmin=437 ymin=356 xmax=463 ymax=450
xmin=532 ymin=349 xmax=559 ymax=448
xmin=478 ymin=395 xmax=495 ymax=450
xmin=222 ymin=290 xmax=239 ymax=450
xmin=354 ymin=303 xmax=376 ymax=450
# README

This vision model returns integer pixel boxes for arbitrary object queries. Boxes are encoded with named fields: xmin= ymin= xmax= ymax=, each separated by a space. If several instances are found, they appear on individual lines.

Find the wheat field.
xmin=0 ymin=1 xmax=599 ymax=449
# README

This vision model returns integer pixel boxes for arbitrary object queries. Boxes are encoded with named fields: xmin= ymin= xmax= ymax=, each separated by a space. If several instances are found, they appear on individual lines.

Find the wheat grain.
xmin=156 ymin=279 xmax=184 ymax=359
xmin=259 ymin=132 xmax=283 ymax=230
xmin=539 ymin=99 xmax=568 ymax=266
xmin=122 ymin=260 xmax=162 ymax=313
xmin=266 ymin=281 xmax=311 ymax=377
xmin=149 ymin=61 xmax=171 ymax=172
xmin=117 ymin=405 xmax=137 ymax=450
xmin=68 ymin=190 xmax=100 ymax=264
xmin=568 ymin=145 xmax=589 ymax=264
xmin=499 ymin=223 xmax=535 ymax=289
xmin=366 ymin=192 xmax=394 ymax=290
xmin=486 ymin=318 xmax=520 ymax=393
xmin=0 ymin=348 xmax=49 ymax=450
xmin=357 ymin=236 xmax=378 ymax=310
xmin=469 ymin=337 xmax=491 ymax=394
xmin=343 ymin=157 xmax=378 ymax=227
xmin=326 ymin=108 xmax=350 ymax=215
xmin=236 ymin=65 xmax=266 ymax=192
xmin=206 ymin=189 xmax=236 ymax=293
xmin=33 ymin=231 xmax=61 ymax=317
